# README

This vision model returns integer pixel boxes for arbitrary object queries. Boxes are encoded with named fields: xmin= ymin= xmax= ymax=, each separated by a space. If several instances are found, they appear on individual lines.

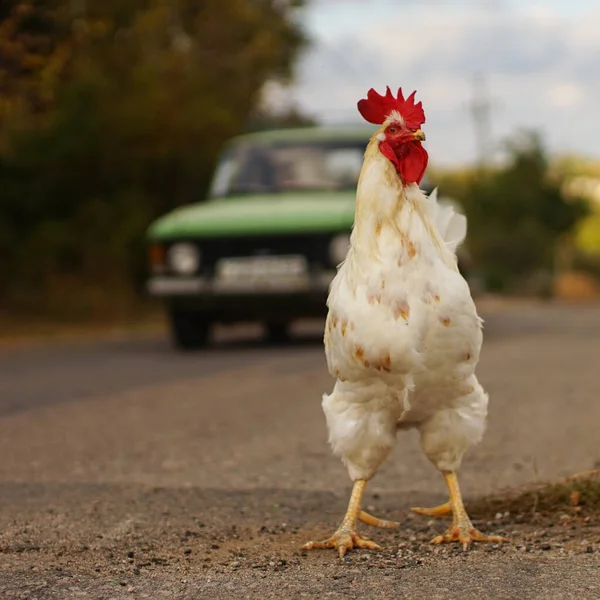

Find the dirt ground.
xmin=0 ymin=301 xmax=599 ymax=599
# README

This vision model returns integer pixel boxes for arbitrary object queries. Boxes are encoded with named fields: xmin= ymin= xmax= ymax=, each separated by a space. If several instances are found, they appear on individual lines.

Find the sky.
xmin=271 ymin=0 xmax=600 ymax=166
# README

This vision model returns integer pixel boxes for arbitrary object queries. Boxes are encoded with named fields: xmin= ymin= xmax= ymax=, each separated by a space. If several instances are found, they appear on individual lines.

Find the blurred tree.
xmin=245 ymin=104 xmax=317 ymax=132
xmin=0 ymin=0 xmax=308 ymax=317
xmin=0 ymin=2 xmax=72 ymax=151
xmin=576 ymin=215 xmax=600 ymax=255
xmin=454 ymin=131 xmax=588 ymax=292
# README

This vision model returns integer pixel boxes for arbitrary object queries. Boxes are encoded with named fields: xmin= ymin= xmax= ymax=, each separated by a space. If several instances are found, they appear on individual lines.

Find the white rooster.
xmin=302 ymin=87 xmax=505 ymax=558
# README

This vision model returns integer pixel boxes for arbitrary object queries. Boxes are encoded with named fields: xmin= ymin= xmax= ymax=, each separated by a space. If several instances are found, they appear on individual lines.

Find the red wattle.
xmin=379 ymin=141 xmax=400 ymax=170
xmin=400 ymin=143 xmax=428 ymax=184
xmin=379 ymin=141 xmax=428 ymax=185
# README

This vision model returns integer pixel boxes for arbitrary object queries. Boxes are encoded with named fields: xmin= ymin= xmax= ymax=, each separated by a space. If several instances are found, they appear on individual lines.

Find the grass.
xmin=471 ymin=470 xmax=600 ymax=519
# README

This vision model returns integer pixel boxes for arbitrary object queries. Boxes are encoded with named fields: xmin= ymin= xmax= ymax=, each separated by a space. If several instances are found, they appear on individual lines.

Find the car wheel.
xmin=264 ymin=321 xmax=293 ymax=344
xmin=168 ymin=307 xmax=211 ymax=350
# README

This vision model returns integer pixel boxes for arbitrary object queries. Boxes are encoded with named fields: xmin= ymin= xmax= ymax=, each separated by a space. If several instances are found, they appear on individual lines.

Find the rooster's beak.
xmin=413 ymin=129 xmax=426 ymax=142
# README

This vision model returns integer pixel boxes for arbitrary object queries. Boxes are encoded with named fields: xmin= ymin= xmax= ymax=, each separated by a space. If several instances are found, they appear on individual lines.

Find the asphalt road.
xmin=0 ymin=301 xmax=599 ymax=599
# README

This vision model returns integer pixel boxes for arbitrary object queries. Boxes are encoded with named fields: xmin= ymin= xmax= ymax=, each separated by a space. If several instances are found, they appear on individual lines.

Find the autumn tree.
xmin=0 ymin=0 xmax=309 ymax=316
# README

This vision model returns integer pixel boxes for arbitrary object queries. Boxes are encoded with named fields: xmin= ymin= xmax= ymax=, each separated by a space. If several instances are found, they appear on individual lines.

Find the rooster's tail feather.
xmin=428 ymin=188 xmax=467 ymax=254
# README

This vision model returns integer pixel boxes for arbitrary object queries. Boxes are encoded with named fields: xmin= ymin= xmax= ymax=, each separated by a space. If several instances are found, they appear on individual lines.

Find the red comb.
xmin=357 ymin=87 xmax=426 ymax=129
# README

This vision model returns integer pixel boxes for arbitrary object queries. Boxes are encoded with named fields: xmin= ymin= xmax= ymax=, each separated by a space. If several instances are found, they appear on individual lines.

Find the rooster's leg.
xmin=427 ymin=471 xmax=507 ymax=550
xmin=302 ymin=479 xmax=396 ymax=558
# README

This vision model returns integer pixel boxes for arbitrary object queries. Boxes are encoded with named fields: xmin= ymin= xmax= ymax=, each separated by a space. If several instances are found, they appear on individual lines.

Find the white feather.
xmin=322 ymin=147 xmax=487 ymax=482
xmin=428 ymin=188 xmax=468 ymax=253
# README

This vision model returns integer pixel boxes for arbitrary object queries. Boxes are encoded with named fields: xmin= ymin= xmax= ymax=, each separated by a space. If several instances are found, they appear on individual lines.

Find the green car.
xmin=146 ymin=125 xmax=459 ymax=349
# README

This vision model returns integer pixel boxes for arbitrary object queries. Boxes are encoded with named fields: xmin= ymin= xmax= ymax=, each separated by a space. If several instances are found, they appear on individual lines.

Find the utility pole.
xmin=469 ymin=73 xmax=493 ymax=168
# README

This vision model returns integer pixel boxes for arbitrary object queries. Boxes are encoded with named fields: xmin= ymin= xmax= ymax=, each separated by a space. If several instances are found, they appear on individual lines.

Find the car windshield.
xmin=208 ymin=140 xmax=367 ymax=198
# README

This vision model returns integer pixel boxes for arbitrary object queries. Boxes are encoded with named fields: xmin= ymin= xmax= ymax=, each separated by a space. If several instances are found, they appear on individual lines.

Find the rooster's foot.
xmin=302 ymin=527 xmax=381 ymax=559
xmin=431 ymin=519 xmax=507 ymax=551
xmin=301 ymin=480 xmax=397 ymax=558
xmin=411 ymin=501 xmax=452 ymax=518
xmin=423 ymin=471 xmax=508 ymax=551
xmin=359 ymin=510 xmax=400 ymax=529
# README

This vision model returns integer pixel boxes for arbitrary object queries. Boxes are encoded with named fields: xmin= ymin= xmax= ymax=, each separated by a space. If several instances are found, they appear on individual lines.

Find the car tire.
xmin=264 ymin=321 xmax=292 ymax=344
xmin=168 ymin=308 xmax=211 ymax=350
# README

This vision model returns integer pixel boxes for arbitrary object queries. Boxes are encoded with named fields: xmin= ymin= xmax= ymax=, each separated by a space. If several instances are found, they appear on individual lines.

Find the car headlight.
xmin=167 ymin=242 xmax=201 ymax=275
xmin=329 ymin=233 xmax=351 ymax=266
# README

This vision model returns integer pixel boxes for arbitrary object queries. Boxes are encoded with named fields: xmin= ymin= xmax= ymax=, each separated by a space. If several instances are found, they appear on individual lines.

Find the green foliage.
xmin=440 ymin=131 xmax=588 ymax=293
xmin=0 ymin=0 xmax=308 ymax=317
xmin=576 ymin=214 xmax=600 ymax=255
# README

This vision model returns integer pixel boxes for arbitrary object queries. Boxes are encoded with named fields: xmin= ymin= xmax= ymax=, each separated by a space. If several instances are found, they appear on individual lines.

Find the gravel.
xmin=0 ymin=303 xmax=599 ymax=598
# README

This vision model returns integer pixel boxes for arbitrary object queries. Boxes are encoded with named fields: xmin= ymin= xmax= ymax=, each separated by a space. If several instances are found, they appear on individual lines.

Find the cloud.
xmin=281 ymin=4 xmax=600 ymax=165
xmin=549 ymin=83 xmax=585 ymax=109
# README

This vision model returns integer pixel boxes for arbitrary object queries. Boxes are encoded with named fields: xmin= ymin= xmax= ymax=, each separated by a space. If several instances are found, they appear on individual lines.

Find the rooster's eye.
xmin=388 ymin=126 xmax=398 ymax=134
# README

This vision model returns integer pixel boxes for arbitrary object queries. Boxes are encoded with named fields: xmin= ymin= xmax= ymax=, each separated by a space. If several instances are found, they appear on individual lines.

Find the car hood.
xmin=147 ymin=192 xmax=356 ymax=239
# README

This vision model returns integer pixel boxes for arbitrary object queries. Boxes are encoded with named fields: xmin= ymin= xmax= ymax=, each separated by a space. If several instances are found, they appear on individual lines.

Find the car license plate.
xmin=214 ymin=255 xmax=309 ymax=291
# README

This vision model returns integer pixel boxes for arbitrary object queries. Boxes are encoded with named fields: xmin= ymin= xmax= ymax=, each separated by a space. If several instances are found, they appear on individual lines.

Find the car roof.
xmin=231 ymin=125 xmax=377 ymax=146
xmin=225 ymin=125 xmax=436 ymax=190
